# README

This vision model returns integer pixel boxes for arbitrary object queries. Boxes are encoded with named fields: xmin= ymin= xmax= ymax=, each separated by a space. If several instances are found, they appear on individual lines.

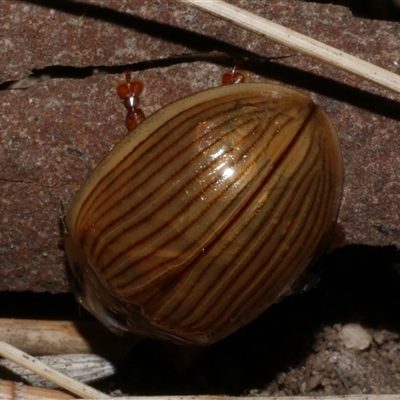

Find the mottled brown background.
xmin=1 ymin=0 xmax=400 ymax=294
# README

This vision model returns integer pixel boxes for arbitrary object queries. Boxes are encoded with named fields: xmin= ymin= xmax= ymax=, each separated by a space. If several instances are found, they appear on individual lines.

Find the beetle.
xmin=64 ymin=72 xmax=342 ymax=345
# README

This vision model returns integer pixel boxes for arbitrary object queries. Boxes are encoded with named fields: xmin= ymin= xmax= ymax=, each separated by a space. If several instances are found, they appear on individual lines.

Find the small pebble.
xmin=340 ymin=323 xmax=372 ymax=350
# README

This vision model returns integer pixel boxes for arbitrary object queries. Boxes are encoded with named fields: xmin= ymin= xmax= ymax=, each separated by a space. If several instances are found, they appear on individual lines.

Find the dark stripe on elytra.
xmin=196 ymin=118 xmax=332 ymax=330
xmin=102 ymin=111 xmax=280 ymax=282
xmin=156 ymin=107 xmax=321 ymax=324
xmin=197 ymin=159 xmax=325 ymax=331
xmin=104 ymin=111 xmax=298 ymax=287
xmin=89 ymin=106 xmax=268 ymax=259
xmin=123 ymin=105 xmax=317 ymax=305
xmin=158 ymin=166 xmax=321 ymax=328
xmin=92 ymin=109 xmax=269 ymax=274
xmin=79 ymin=100 xmax=267 ymax=270
xmin=215 ymin=161 xmax=329 ymax=332
xmin=76 ymin=93 xmax=266 ymax=235
xmin=89 ymin=98 xmax=280 ymax=266
xmin=206 ymin=108 xmax=330 ymax=326
xmin=161 ymin=107 xmax=324 ymax=328
xmin=184 ymin=173 xmax=323 ymax=333
xmin=79 ymin=99 xmax=254 ymax=229
xmin=173 ymin=148 xmax=325 ymax=334
xmin=77 ymin=101 xmax=228 ymax=234
xmin=111 ymin=110 xmax=312 ymax=294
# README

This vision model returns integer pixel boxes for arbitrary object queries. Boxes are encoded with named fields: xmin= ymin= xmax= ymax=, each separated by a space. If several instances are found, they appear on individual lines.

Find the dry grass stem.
xmin=0 ymin=341 xmax=109 ymax=399
xmin=179 ymin=0 xmax=400 ymax=95
xmin=0 ymin=379 xmax=76 ymax=400
xmin=0 ymin=318 xmax=137 ymax=356
xmin=0 ymin=354 xmax=116 ymax=389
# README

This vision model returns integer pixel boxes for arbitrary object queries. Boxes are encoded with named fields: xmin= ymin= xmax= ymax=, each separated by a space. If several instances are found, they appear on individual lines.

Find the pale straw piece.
xmin=0 ymin=341 xmax=110 ymax=399
xmin=179 ymin=0 xmax=400 ymax=95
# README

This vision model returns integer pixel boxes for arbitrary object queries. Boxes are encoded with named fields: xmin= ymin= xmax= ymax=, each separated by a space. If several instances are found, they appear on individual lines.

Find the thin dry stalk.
xmin=179 ymin=0 xmax=400 ymax=95
xmin=0 ymin=341 xmax=109 ymax=399
xmin=0 ymin=318 xmax=137 ymax=356
xmin=0 ymin=353 xmax=116 ymax=388
xmin=0 ymin=379 xmax=75 ymax=400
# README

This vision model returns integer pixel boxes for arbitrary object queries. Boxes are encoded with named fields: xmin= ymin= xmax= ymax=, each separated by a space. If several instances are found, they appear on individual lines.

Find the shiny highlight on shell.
xmin=64 ymin=82 xmax=342 ymax=345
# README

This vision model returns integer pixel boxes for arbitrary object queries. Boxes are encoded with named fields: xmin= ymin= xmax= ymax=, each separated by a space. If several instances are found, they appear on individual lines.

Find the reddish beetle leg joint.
xmin=117 ymin=71 xmax=145 ymax=131
xmin=222 ymin=65 xmax=247 ymax=85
